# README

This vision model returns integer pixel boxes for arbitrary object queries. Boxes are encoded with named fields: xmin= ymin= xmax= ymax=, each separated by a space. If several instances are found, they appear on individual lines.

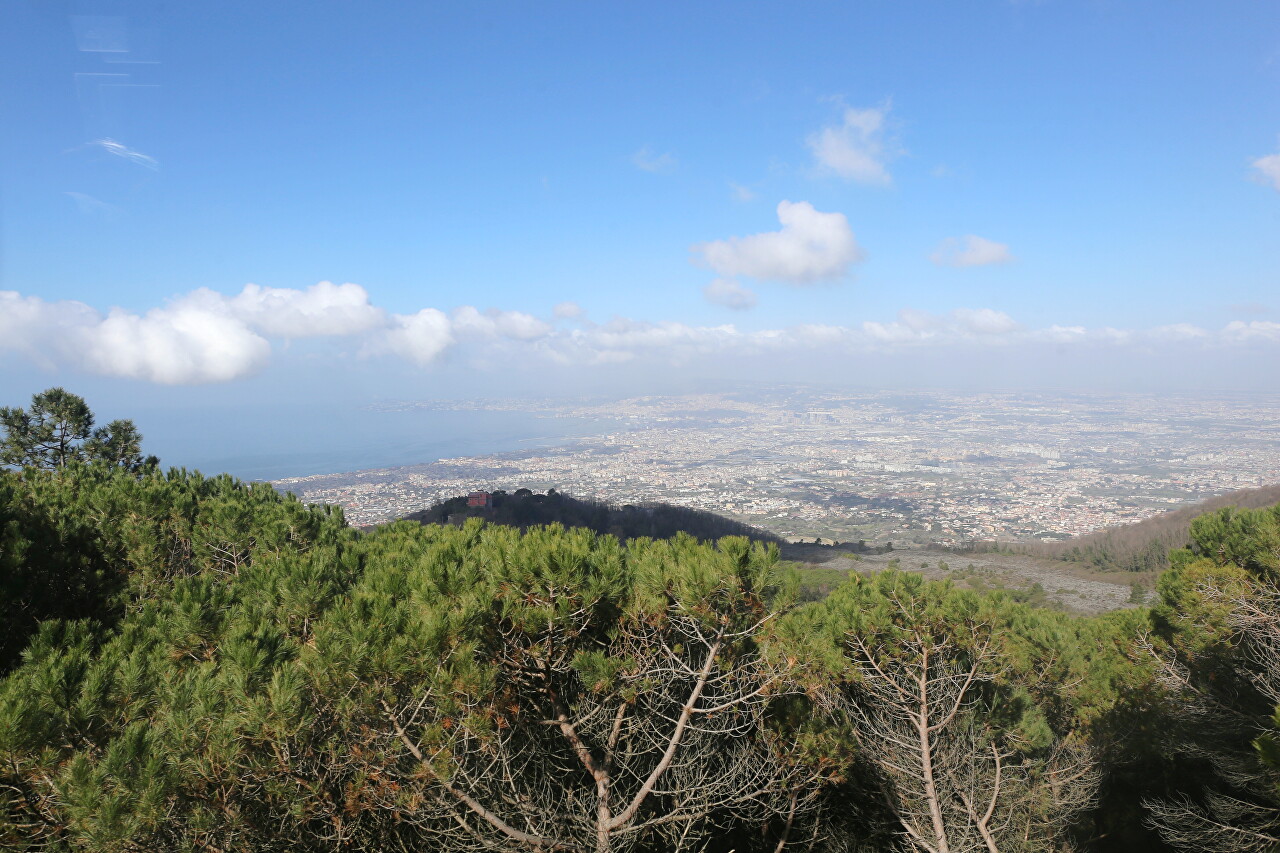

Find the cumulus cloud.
xmin=631 ymin=147 xmax=676 ymax=174
xmin=930 ymin=235 xmax=1013 ymax=268
xmin=554 ymin=301 xmax=585 ymax=319
xmin=91 ymin=138 xmax=159 ymax=170
xmin=83 ymin=304 xmax=271 ymax=384
xmin=791 ymin=324 xmax=847 ymax=346
xmin=561 ymin=318 xmax=741 ymax=364
xmin=1149 ymin=323 xmax=1210 ymax=341
xmin=452 ymin=306 xmax=553 ymax=341
xmin=0 ymin=290 xmax=269 ymax=384
xmin=548 ymin=306 xmax=1045 ymax=365
xmin=692 ymin=200 xmax=864 ymax=285
xmin=952 ymin=307 xmax=1020 ymax=335
xmin=225 ymin=281 xmax=385 ymax=337
xmin=1253 ymin=150 xmax=1280 ymax=191
xmin=862 ymin=308 xmax=1020 ymax=344
xmin=0 ymin=291 xmax=106 ymax=369
xmin=384 ymin=309 xmax=454 ymax=366
xmin=807 ymin=103 xmax=895 ymax=185
xmin=703 ymin=278 xmax=757 ymax=310
xmin=6 ymin=284 xmax=1280 ymax=384
xmin=897 ymin=307 xmax=944 ymax=333
xmin=552 ymin=307 xmax=1035 ymax=365
xmin=1223 ymin=320 xmax=1280 ymax=342
xmin=861 ymin=318 xmax=925 ymax=344
xmin=0 ymin=283 xmax=444 ymax=384
xmin=1036 ymin=325 xmax=1089 ymax=344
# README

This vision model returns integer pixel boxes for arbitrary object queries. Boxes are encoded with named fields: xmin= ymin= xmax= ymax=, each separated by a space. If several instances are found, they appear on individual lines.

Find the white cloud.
xmin=703 ymin=278 xmax=757 ymax=310
xmin=1034 ymin=325 xmax=1089 ymax=344
xmin=6 ymin=284 xmax=1280 ymax=384
xmin=569 ymin=319 xmax=742 ymax=363
xmin=692 ymin=200 xmax=864 ymax=285
xmin=897 ymin=308 xmax=945 ymax=333
xmin=0 ymin=290 xmax=270 ymax=384
xmin=791 ymin=324 xmax=847 ymax=346
xmin=807 ymin=103 xmax=895 ymax=185
xmin=729 ymin=182 xmax=756 ymax=202
xmin=452 ymin=306 xmax=553 ymax=341
xmin=545 ymin=306 xmax=1030 ymax=365
xmin=930 ymin=235 xmax=1013 ymax=268
xmin=1148 ymin=323 xmax=1210 ymax=341
xmin=0 ymin=291 xmax=105 ymax=369
xmin=91 ymin=138 xmax=159 ymax=170
xmin=861 ymin=308 xmax=1019 ymax=345
xmin=862 ymin=319 xmax=924 ymax=344
xmin=1223 ymin=320 xmax=1280 ymax=342
xmin=0 ymin=284 xmax=405 ymax=384
xmin=224 ymin=281 xmax=385 ymax=337
xmin=952 ymin=307 xmax=1020 ymax=335
xmin=384 ymin=309 xmax=454 ymax=366
xmin=82 ymin=304 xmax=271 ymax=384
xmin=0 ymin=285 xmax=566 ymax=382
xmin=1094 ymin=327 xmax=1132 ymax=345
xmin=631 ymin=147 xmax=676 ymax=174
xmin=553 ymin=301 xmax=584 ymax=319
xmin=1252 ymin=151 xmax=1280 ymax=190
xmin=497 ymin=313 xmax=552 ymax=340
xmin=373 ymin=305 xmax=553 ymax=369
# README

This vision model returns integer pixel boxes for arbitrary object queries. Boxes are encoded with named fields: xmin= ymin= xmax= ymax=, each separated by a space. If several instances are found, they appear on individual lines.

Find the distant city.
xmin=273 ymin=389 xmax=1280 ymax=545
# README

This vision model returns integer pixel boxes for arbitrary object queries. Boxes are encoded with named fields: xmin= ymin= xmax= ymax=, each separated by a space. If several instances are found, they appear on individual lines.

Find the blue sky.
xmin=2 ymin=0 xmax=1279 ymax=410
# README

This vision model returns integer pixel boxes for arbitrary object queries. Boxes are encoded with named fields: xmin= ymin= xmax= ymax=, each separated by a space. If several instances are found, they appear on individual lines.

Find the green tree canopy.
xmin=0 ymin=388 xmax=155 ymax=472
xmin=1143 ymin=505 xmax=1280 ymax=851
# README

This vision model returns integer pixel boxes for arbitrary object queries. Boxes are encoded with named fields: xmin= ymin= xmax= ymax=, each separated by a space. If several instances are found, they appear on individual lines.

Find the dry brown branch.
xmin=1142 ymin=574 xmax=1280 ymax=852
xmin=842 ymin=623 xmax=1098 ymax=853
xmin=363 ymin=598 xmax=816 ymax=853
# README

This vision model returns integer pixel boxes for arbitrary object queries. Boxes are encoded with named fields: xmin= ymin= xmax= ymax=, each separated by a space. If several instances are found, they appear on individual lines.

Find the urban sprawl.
xmin=274 ymin=390 xmax=1280 ymax=545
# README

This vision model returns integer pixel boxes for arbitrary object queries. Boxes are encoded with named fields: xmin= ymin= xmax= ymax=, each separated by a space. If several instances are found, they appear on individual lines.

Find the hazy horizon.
xmin=68 ymin=382 xmax=1280 ymax=485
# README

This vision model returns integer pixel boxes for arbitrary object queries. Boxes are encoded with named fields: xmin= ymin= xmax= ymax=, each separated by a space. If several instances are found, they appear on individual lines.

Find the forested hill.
xmin=998 ymin=482 xmax=1280 ymax=573
xmin=403 ymin=488 xmax=781 ymax=544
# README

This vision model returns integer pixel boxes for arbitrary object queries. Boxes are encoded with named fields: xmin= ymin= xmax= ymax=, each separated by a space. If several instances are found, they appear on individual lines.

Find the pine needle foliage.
xmin=1141 ymin=505 xmax=1280 ymax=852
xmin=1 ymin=465 xmax=817 ymax=851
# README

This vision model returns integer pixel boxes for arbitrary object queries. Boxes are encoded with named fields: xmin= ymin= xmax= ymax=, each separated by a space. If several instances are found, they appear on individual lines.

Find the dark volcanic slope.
xmin=404 ymin=489 xmax=781 ymax=544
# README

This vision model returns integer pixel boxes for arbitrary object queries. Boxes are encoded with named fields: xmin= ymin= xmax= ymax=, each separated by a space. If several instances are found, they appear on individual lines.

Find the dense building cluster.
xmin=276 ymin=389 xmax=1280 ymax=542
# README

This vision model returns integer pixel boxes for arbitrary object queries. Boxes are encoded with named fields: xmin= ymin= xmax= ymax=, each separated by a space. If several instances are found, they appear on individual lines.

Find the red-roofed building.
xmin=467 ymin=491 xmax=492 ymax=509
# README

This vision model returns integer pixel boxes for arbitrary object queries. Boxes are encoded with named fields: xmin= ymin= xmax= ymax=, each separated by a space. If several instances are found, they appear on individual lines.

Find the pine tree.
xmin=0 ymin=388 xmax=154 ymax=472
xmin=816 ymin=570 xmax=1100 ymax=852
xmin=1143 ymin=505 xmax=1280 ymax=851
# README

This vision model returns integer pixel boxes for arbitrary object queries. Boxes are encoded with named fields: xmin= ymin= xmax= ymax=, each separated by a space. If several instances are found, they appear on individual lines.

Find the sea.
xmin=134 ymin=403 xmax=625 ymax=482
